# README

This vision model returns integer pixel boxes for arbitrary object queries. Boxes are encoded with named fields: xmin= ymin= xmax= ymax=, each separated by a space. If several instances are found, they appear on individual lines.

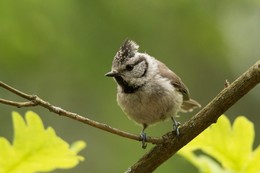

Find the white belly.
xmin=117 ymin=81 xmax=183 ymax=126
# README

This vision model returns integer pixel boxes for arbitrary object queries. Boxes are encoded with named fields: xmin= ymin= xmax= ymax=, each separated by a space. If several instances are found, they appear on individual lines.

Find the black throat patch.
xmin=114 ymin=76 xmax=141 ymax=93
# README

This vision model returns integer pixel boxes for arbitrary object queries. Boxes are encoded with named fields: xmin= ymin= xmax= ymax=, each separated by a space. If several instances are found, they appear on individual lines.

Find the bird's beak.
xmin=105 ymin=70 xmax=119 ymax=77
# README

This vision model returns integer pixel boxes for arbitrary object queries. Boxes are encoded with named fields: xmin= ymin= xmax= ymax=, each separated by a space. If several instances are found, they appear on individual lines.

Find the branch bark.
xmin=0 ymin=81 xmax=162 ymax=144
xmin=127 ymin=60 xmax=260 ymax=173
xmin=0 ymin=60 xmax=259 ymax=173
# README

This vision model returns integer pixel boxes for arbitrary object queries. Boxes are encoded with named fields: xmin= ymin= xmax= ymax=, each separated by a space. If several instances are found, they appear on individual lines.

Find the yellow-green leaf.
xmin=245 ymin=146 xmax=260 ymax=173
xmin=179 ymin=115 xmax=259 ymax=173
xmin=0 ymin=111 xmax=86 ymax=173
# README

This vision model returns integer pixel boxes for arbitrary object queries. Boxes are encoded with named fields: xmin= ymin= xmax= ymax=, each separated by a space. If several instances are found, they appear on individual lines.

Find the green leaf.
xmin=0 ymin=111 xmax=86 ymax=173
xmin=179 ymin=143 xmax=234 ymax=173
xmin=245 ymin=146 xmax=260 ymax=173
xmin=178 ymin=115 xmax=259 ymax=173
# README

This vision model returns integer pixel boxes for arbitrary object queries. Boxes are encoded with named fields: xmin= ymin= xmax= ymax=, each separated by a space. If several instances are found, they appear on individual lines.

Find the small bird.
xmin=105 ymin=39 xmax=201 ymax=148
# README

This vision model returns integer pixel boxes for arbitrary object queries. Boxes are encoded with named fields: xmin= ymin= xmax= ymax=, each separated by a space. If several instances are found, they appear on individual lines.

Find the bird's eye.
xmin=126 ymin=64 xmax=134 ymax=71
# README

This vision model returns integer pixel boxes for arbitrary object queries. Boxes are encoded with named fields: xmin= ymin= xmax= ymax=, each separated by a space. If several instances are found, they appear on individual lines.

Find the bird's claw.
xmin=172 ymin=117 xmax=181 ymax=136
xmin=140 ymin=132 xmax=147 ymax=149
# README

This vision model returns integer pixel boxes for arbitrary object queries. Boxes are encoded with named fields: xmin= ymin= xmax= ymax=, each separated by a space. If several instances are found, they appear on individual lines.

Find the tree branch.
xmin=0 ymin=82 xmax=162 ymax=144
xmin=126 ymin=60 xmax=260 ymax=173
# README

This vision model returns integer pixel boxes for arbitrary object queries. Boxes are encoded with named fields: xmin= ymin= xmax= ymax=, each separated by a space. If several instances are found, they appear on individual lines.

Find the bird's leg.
xmin=171 ymin=117 xmax=181 ymax=136
xmin=140 ymin=124 xmax=148 ymax=149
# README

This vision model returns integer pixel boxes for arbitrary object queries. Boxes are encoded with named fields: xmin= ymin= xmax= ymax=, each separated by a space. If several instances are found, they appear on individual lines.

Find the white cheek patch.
xmin=133 ymin=61 xmax=147 ymax=78
xmin=136 ymin=53 xmax=159 ymax=79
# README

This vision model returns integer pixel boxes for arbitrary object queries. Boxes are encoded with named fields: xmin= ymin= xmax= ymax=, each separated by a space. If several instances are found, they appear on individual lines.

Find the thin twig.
xmin=0 ymin=99 xmax=37 ymax=107
xmin=0 ymin=82 xmax=33 ymax=100
xmin=0 ymin=81 xmax=162 ymax=144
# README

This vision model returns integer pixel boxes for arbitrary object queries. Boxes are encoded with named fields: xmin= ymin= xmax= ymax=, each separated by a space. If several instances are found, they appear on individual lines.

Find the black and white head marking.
xmin=114 ymin=39 xmax=139 ymax=64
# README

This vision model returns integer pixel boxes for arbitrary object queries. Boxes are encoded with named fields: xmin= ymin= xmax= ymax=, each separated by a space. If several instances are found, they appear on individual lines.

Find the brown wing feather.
xmin=158 ymin=61 xmax=201 ymax=112
xmin=158 ymin=61 xmax=190 ymax=100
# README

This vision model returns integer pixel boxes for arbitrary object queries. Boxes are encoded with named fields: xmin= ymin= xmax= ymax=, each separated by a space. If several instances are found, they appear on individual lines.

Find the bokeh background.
xmin=0 ymin=0 xmax=259 ymax=172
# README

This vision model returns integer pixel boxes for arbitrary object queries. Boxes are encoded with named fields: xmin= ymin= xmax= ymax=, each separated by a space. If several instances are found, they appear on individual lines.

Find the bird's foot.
xmin=171 ymin=117 xmax=181 ymax=136
xmin=140 ymin=131 xmax=147 ymax=149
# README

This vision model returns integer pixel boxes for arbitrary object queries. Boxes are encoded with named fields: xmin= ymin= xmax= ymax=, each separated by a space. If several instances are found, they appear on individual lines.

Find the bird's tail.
xmin=180 ymin=99 xmax=201 ymax=113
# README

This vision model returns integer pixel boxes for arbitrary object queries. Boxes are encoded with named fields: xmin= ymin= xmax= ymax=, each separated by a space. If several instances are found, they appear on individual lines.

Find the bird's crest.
xmin=114 ymin=39 xmax=139 ymax=63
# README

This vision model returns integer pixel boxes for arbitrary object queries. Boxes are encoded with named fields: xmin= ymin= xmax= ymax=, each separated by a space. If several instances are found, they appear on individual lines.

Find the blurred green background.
xmin=0 ymin=0 xmax=259 ymax=172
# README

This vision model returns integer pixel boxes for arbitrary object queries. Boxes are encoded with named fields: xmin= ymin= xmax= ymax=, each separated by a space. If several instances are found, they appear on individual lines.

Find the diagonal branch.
xmin=0 ymin=81 xmax=162 ymax=144
xmin=127 ymin=60 xmax=260 ymax=173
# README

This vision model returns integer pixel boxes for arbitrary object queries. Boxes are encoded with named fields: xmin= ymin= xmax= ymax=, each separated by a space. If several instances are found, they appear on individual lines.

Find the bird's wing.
xmin=157 ymin=61 xmax=190 ymax=101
